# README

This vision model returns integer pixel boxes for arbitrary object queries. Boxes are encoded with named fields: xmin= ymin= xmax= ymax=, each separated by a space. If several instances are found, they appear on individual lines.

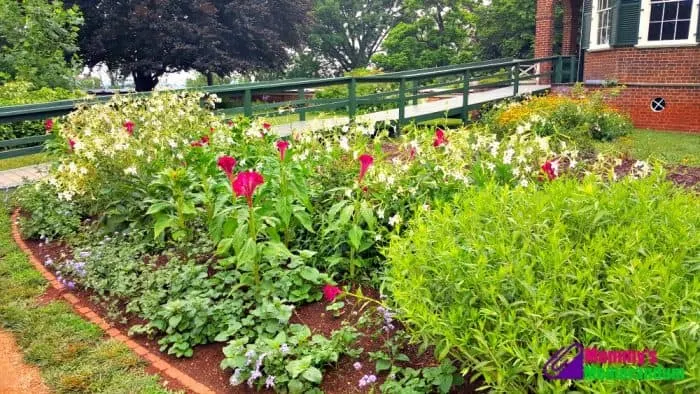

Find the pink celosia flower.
xmin=322 ymin=284 xmax=342 ymax=302
xmin=263 ymin=122 xmax=271 ymax=131
xmin=124 ymin=121 xmax=135 ymax=136
xmin=358 ymin=154 xmax=374 ymax=183
xmin=433 ymin=128 xmax=448 ymax=147
xmin=276 ymin=140 xmax=290 ymax=161
xmin=541 ymin=160 xmax=559 ymax=181
xmin=68 ymin=139 xmax=75 ymax=151
xmin=191 ymin=135 xmax=210 ymax=147
xmin=233 ymin=171 xmax=264 ymax=207
xmin=409 ymin=147 xmax=416 ymax=160
xmin=217 ymin=156 xmax=237 ymax=182
xmin=44 ymin=119 xmax=54 ymax=132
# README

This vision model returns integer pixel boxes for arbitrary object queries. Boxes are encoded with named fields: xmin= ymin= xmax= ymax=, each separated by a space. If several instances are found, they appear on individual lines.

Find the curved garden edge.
xmin=10 ymin=208 xmax=216 ymax=394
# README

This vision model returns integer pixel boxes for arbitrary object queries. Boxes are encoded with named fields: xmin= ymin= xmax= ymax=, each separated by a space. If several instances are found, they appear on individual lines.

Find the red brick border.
xmin=11 ymin=209 xmax=216 ymax=394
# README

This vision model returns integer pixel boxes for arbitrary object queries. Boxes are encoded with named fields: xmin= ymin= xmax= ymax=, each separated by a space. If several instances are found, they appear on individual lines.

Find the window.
xmin=638 ymin=0 xmax=699 ymax=46
xmin=648 ymin=0 xmax=693 ymax=40
xmin=597 ymin=0 xmax=614 ymax=45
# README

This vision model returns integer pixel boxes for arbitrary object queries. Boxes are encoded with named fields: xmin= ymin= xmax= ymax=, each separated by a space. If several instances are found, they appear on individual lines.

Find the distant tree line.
xmin=0 ymin=0 xmax=537 ymax=91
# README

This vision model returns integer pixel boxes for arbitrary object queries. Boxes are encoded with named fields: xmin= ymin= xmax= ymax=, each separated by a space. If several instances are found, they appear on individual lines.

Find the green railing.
xmin=0 ymin=55 xmax=577 ymax=160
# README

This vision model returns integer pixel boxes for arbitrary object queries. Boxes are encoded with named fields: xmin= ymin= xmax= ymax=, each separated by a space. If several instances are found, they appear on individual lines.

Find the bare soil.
xmin=0 ymin=330 xmax=51 ymax=394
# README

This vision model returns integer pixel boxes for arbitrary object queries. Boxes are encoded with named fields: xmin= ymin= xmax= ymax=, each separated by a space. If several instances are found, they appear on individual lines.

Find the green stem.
xmin=248 ymin=203 xmax=260 ymax=287
xmin=349 ymin=198 xmax=360 ymax=278
xmin=280 ymin=163 xmax=290 ymax=247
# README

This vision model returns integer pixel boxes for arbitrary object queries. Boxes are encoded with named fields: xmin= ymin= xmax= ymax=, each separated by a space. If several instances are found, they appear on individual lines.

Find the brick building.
xmin=536 ymin=0 xmax=700 ymax=132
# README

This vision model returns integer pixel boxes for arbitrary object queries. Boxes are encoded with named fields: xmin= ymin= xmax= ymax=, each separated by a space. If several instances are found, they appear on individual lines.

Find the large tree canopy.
xmin=71 ymin=0 xmax=312 ymax=91
xmin=473 ymin=0 xmax=536 ymax=60
xmin=372 ymin=0 xmax=478 ymax=72
xmin=309 ymin=0 xmax=404 ymax=73
xmin=0 ymin=0 xmax=82 ymax=88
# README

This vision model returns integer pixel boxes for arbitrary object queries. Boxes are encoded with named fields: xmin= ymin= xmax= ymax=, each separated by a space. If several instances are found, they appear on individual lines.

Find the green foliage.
xmin=309 ymin=0 xmax=404 ymax=72
xmin=0 ymin=0 xmax=82 ymax=88
xmin=473 ymin=0 xmax=535 ymax=59
xmin=372 ymin=0 xmax=478 ymax=71
xmin=0 ymin=210 xmax=173 ymax=394
xmin=385 ymin=174 xmax=700 ymax=392
xmin=381 ymin=361 xmax=461 ymax=394
xmin=221 ymin=324 xmax=362 ymax=392
xmin=595 ymin=129 xmax=700 ymax=166
xmin=13 ymin=183 xmax=83 ymax=240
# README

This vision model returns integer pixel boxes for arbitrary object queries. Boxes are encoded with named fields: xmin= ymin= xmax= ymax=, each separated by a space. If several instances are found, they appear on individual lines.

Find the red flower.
xmin=44 ymin=119 xmax=54 ymax=132
xmin=433 ymin=128 xmax=448 ymax=147
xmin=217 ymin=156 xmax=237 ymax=182
xmin=263 ymin=122 xmax=271 ymax=131
xmin=191 ymin=135 xmax=210 ymax=147
xmin=541 ymin=160 xmax=559 ymax=181
xmin=233 ymin=171 xmax=264 ymax=207
xmin=228 ymin=120 xmax=234 ymax=127
xmin=322 ymin=284 xmax=342 ymax=302
xmin=409 ymin=147 xmax=416 ymax=161
xmin=68 ymin=139 xmax=75 ymax=151
xmin=124 ymin=121 xmax=135 ymax=136
xmin=276 ymin=140 xmax=290 ymax=161
xmin=358 ymin=154 xmax=374 ymax=183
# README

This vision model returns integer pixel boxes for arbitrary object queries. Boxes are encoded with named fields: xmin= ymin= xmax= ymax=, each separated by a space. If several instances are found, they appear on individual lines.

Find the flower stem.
xmin=248 ymin=203 xmax=260 ymax=287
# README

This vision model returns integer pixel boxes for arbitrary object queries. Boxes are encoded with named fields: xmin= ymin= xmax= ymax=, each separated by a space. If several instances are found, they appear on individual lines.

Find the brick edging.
xmin=10 ymin=209 xmax=216 ymax=394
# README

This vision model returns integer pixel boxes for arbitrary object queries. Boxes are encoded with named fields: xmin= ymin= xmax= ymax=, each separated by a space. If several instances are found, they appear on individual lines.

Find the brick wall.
xmin=584 ymin=47 xmax=700 ymax=84
xmin=553 ymin=85 xmax=700 ymax=132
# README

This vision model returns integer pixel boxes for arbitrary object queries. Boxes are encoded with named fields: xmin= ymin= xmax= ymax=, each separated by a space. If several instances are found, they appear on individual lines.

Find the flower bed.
xmin=11 ymin=91 xmax=698 ymax=393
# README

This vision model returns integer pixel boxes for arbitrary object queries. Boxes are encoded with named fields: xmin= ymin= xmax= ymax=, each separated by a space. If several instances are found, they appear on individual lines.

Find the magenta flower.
xmin=433 ymin=128 xmax=448 ymax=147
xmin=358 ymin=154 xmax=374 ymax=183
xmin=323 ymin=284 xmax=342 ymax=302
xmin=233 ymin=171 xmax=264 ymax=207
xmin=276 ymin=140 xmax=290 ymax=161
xmin=68 ymin=139 xmax=76 ymax=151
xmin=217 ymin=156 xmax=237 ymax=182
xmin=124 ymin=121 xmax=135 ymax=136
xmin=44 ymin=118 xmax=54 ymax=132
xmin=263 ymin=122 xmax=272 ymax=131
xmin=541 ymin=160 xmax=558 ymax=181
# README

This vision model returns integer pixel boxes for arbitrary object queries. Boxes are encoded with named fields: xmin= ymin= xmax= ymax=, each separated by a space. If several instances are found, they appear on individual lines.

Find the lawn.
xmin=595 ymin=129 xmax=700 ymax=166
xmin=0 ymin=152 xmax=50 ymax=171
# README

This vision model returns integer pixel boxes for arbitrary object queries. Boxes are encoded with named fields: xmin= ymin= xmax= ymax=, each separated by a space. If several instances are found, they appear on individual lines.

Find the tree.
xmin=473 ymin=0 xmax=536 ymax=60
xmin=71 ymin=0 xmax=312 ymax=91
xmin=372 ymin=0 xmax=478 ymax=72
xmin=309 ymin=0 xmax=404 ymax=73
xmin=0 ymin=0 xmax=83 ymax=88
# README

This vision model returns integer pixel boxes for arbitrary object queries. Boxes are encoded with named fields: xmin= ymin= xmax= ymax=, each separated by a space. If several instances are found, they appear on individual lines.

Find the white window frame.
xmin=637 ymin=0 xmax=700 ymax=47
xmin=590 ymin=0 xmax=615 ymax=50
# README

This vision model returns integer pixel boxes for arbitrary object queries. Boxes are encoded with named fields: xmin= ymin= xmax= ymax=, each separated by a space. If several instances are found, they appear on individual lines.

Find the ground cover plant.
xmin=9 ymin=90 xmax=699 ymax=393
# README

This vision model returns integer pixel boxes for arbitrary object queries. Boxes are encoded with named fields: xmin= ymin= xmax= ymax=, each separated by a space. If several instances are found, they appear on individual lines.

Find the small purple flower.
xmin=229 ymin=369 xmax=241 ymax=386
xmin=67 ymin=281 xmax=75 ymax=289
xmin=265 ymin=375 xmax=275 ymax=389
xmin=247 ymin=370 xmax=262 ymax=387
xmin=358 ymin=374 xmax=377 ymax=387
xmin=79 ymin=251 xmax=91 ymax=258
xmin=353 ymin=362 xmax=362 ymax=371
xmin=245 ymin=349 xmax=256 ymax=366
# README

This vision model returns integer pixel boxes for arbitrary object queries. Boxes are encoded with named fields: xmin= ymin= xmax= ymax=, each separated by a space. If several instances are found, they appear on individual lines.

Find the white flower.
xmin=503 ymin=148 xmax=515 ymax=164
xmin=135 ymin=149 xmax=145 ymax=157
xmin=569 ymin=159 xmax=578 ymax=169
xmin=168 ymin=139 xmax=178 ymax=149
xmin=374 ymin=234 xmax=382 ymax=241
xmin=339 ymin=136 xmax=350 ymax=152
xmin=519 ymin=179 xmax=529 ymax=187
xmin=124 ymin=167 xmax=137 ymax=176
xmin=377 ymin=208 xmax=385 ymax=219
xmin=388 ymin=214 xmax=402 ymax=227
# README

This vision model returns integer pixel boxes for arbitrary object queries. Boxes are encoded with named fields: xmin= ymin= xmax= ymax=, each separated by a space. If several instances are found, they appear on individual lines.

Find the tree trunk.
xmin=207 ymin=71 xmax=214 ymax=86
xmin=132 ymin=71 xmax=159 ymax=92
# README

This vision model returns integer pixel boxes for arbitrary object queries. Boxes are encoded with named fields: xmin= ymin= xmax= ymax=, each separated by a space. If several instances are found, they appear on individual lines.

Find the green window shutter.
xmin=612 ymin=0 xmax=641 ymax=46
xmin=582 ymin=0 xmax=593 ymax=50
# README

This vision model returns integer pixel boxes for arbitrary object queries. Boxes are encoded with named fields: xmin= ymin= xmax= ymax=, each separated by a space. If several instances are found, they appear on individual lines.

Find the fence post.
xmin=244 ymin=89 xmax=253 ymax=118
xmin=412 ymin=80 xmax=419 ymax=105
xmin=461 ymin=70 xmax=470 ymax=123
xmin=570 ymin=55 xmax=577 ymax=83
xmin=398 ymin=78 xmax=406 ymax=134
xmin=298 ymin=88 xmax=306 ymax=122
xmin=348 ymin=78 xmax=357 ymax=122
xmin=512 ymin=63 xmax=520 ymax=97
xmin=555 ymin=56 xmax=563 ymax=84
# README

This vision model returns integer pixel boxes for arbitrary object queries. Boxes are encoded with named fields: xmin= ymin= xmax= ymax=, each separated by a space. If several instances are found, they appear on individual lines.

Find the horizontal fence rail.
xmin=0 ymin=55 xmax=578 ymax=160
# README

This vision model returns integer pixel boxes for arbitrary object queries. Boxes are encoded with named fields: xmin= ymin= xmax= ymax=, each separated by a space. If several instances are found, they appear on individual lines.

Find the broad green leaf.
xmin=302 ymin=367 xmax=323 ymax=383
xmin=348 ymin=225 xmax=363 ymax=250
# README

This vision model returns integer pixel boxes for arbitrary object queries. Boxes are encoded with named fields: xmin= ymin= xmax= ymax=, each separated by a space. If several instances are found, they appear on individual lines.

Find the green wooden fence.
xmin=0 ymin=55 xmax=577 ymax=160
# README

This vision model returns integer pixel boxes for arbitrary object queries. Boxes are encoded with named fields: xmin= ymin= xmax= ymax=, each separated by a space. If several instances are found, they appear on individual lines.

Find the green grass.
xmin=0 ymin=208 xmax=176 ymax=394
xmin=0 ymin=152 xmax=50 ymax=171
xmin=595 ymin=129 xmax=700 ymax=166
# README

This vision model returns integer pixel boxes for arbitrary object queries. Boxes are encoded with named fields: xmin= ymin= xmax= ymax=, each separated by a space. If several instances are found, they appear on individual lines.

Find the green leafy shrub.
xmin=13 ymin=183 xmax=83 ymax=240
xmin=385 ymin=173 xmax=699 ymax=393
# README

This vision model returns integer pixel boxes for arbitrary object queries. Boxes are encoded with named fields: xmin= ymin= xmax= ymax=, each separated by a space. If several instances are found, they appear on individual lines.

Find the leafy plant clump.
xmin=385 ymin=173 xmax=699 ymax=393
xmin=483 ymin=87 xmax=633 ymax=146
